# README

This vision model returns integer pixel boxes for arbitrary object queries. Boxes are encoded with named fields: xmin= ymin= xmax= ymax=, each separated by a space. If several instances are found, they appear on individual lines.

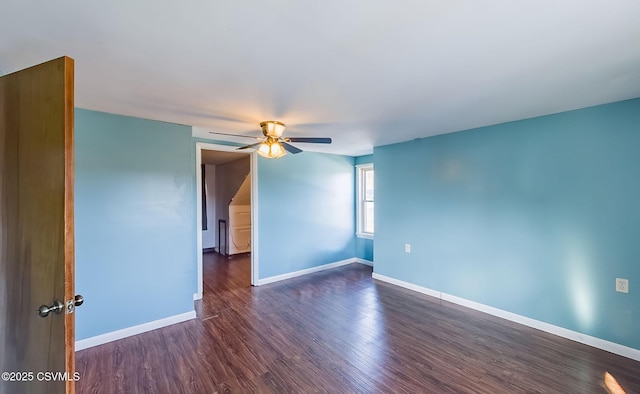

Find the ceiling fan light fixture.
xmin=260 ymin=120 xmax=286 ymax=138
xmin=218 ymin=119 xmax=330 ymax=157
xmin=256 ymin=139 xmax=287 ymax=159
xmin=270 ymin=141 xmax=286 ymax=158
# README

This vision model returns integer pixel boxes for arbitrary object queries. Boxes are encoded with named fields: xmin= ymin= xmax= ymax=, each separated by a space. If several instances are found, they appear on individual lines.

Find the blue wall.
xmin=355 ymin=154 xmax=374 ymax=261
xmin=374 ymin=98 xmax=640 ymax=350
xmin=355 ymin=154 xmax=373 ymax=165
xmin=75 ymin=109 xmax=195 ymax=340
xmin=257 ymin=153 xmax=356 ymax=278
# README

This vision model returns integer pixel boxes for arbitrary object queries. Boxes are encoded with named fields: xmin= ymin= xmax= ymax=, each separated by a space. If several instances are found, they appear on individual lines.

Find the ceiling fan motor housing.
xmin=260 ymin=120 xmax=286 ymax=138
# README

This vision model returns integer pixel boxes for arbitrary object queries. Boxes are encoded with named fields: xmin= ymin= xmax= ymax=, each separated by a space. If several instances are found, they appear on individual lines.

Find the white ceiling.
xmin=2 ymin=1 xmax=639 ymax=156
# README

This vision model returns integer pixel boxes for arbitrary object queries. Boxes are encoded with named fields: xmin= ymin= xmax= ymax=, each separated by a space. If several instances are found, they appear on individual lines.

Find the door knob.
xmin=38 ymin=295 xmax=84 ymax=317
xmin=37 ymin=300 xmax=64 ymax=318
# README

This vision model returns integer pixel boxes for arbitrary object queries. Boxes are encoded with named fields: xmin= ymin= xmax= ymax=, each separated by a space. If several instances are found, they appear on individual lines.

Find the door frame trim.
xmin=194 ymin=142 xmax=258 ymax=298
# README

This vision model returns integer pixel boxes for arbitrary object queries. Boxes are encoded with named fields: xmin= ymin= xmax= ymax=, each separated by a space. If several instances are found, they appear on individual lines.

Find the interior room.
xmin=1 ymin=1 xmax=639 ymax=392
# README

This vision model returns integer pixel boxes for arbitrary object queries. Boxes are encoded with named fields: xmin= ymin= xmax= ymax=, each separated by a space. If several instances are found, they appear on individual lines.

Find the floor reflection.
xmin=346 ymin=285 xmax=389 ymax=376
xmin=605 ymin=371 xmax=626 ymax=394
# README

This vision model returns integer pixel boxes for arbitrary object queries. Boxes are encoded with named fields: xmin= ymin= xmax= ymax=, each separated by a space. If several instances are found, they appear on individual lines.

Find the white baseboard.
xmin=256 ymin=258 xmax=360 ymax=286
xmin=372 ymin=273 xmax=640 ymax=362
xmin=354 ymin=258 xmax=373 ymax=266
xmin=75 ymin=310 xmax=197 ymax=351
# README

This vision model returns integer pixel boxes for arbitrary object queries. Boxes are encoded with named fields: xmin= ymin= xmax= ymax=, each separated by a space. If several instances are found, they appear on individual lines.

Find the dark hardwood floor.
xmin=77 ymin=253 xmax=640 ymax=393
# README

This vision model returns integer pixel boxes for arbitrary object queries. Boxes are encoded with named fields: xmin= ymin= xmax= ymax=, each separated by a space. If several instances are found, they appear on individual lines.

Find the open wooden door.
xmin=0 ymin=57 xmax=77 ymax=394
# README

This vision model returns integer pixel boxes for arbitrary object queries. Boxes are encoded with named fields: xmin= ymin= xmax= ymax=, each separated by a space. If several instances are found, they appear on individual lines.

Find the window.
xmin=356 ymin=163 xmax=374 ymax=238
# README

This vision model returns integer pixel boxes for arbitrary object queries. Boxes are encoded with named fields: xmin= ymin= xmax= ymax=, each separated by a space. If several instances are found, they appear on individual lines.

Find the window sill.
xmin=356 ymin=232 xmax=374 ymax=240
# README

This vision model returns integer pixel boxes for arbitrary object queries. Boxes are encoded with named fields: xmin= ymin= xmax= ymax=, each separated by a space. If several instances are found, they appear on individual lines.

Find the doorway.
xmin=195 ymin=143 xmax=259 ymax=301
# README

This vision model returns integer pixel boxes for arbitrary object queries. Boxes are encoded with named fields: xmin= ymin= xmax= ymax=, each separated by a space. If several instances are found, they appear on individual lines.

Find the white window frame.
xmin=356 ymin=163 xmax=374 ymax=239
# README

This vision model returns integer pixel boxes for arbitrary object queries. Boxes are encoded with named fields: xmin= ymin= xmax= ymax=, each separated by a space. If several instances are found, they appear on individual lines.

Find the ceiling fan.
xmin=208 ymin=121 xmax=332 ymax=159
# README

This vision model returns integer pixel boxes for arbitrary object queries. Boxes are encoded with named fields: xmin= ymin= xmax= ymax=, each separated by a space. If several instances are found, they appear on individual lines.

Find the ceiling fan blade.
xmin=209 ymin=131 xmax=261 ymax=139
xmin=286 ymin=137 xmax=332 ymax=144
xmin=238 ymin=142 xmax=263 ymax=150
xmin=282 ymin=142 xmax=303 ymax=154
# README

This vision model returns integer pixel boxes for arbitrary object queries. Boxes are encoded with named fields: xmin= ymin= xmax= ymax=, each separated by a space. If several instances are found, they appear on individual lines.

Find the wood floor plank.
xmin=77 ymin=253 xmax=640 ymax=393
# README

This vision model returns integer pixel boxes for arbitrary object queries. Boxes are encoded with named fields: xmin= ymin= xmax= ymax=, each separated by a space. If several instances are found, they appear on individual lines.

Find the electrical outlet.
xmin=616 ymin=278 xmax=629 ymax=294
xmin=405 ymin=244 xmax=411 ymax=253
